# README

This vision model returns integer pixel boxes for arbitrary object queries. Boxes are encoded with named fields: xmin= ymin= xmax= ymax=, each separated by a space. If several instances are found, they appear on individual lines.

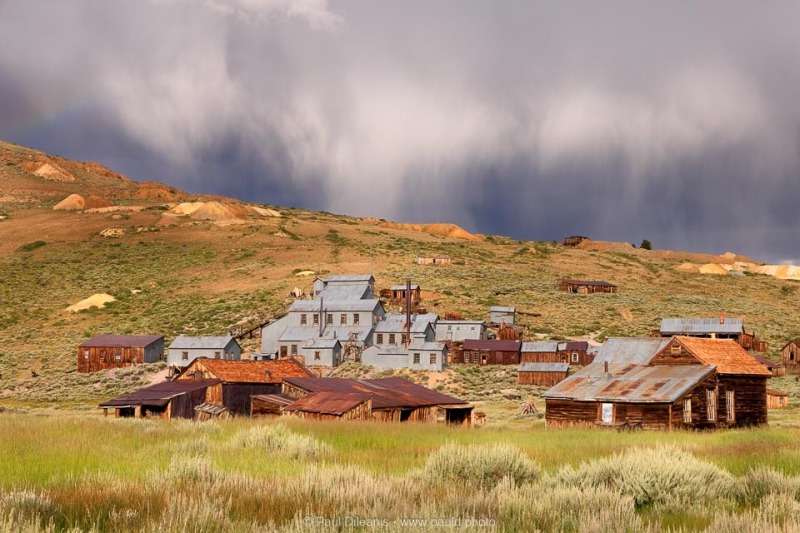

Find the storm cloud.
xmin=1 ymin=1 xmax=799 ymax=261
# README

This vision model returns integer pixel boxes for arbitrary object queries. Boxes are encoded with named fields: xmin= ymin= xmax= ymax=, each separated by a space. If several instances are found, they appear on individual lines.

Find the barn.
xmin=457 ymin=339 xmax=521 ymax=365
xmin=781 ymin=340 xmax=800 ymax=372
xmin=282 ymin=392 xmax=373 ymax=421
xmin=78 ymin=334 xmax=164 ymax=373
xmin=658 ymin=317 xmax=768 ymax=352
xmin=99 ymin=379 xmax=218 ymax=419
xmin=517 ymin=363 xmax=569 ymax=386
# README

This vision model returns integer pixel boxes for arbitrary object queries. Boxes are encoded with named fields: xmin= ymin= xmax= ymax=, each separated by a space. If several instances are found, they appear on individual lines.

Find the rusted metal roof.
xmin=462 ymin=339 xmax=521 ymax=352
xmin=283 ymin=392 xmax=371 ymax=415
xmin=518 ymin=363 xmax=569 ymax=373
xmin=560 ymin=279 xmax=617 ymax=287
xmin=180 ymin=357 xmax=315 ymax=383
xmin=660 ymin=318 xmax=743 ymax=335
xmin=594 ymin=338 xmax=671 ymax=365
xmin=753 ymin=355 xmax=780 ymax=368
xmin=767 ymin=389 xmax=788 ymax=397
xmin=521 ymin=342 xmax=558 ymax=353
xmin=283 ymin=377 xmax=469 ymax=409
xmin=561 ymin=341 xmax=589 ymax=351
xmin=543 ymin=363 xmax=715 ymax=403
xmin=81 ymin=334 xmax=163 ymax=348
xmin=251 ymin=393 xmax=295 ymax=406
xmin=673 ymin=336 xmax=772 ymax=376
xmin=194 ymin=403 xmax=231 ymax=416
xmin=99 ymin=379 xmax=219 ymax=408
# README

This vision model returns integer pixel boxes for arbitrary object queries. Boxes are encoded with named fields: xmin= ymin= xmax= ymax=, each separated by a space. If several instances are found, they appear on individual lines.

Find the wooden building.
xmin=167 ymin=335 xmax=242 ymax=367
xmin=753 ymin=355 xmax=784 ymax=376
xmin=251 ymin=394 xmax=295 ymax=417
xmin=521 ymin=342 xmax=593 ymax=366
xmin=414 ymin=255 xmax=451 ymax=265
xmin=557 ymin=279 xmax=618 ymax=294
xmin=99 ymin=379 xmax=217 ymax=419
xmin=78 ymin=334 xmax=164 ymax=373
xmin=544 ymin=336 xmax=771 ymax=429
xmin=489 ymin=306 xmax=516 ymax=326
xmin=387 ymin=284 xmax=421 ymax=306
xmin=781 ymin=340 xmax=800 ymax=372
xmin=657 ymin=317 xmax=768 ymax=352
xmin=518 ymin=363 xmax=569 ymax=386
xmin=281 ymin=377 xmax=473 ymax=425
xmin=562 ymin=236 xmax=589 ymax=247
xmin=457 ymin=339 xmax=521 ymax=365
xmin=767 ymin=389 xmax=789 ymax=409
xmin=174 ymin=357 xmax=315 ymax=416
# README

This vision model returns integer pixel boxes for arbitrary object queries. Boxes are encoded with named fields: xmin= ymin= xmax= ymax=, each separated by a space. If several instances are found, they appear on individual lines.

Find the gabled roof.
xmin=168 ymin=335 xmax=237 ymax=350
xmin=543 ymin=363 xmax=715 ymax=403
xmin=408 ymin=339 xmax=447 ymax=351
xmin=81 ymin=334 xmax=163 ymax=348
xmin=324 ymin=274 xmax=374 ymax=283
xmin=670 ymin=336 xmax=772 ymax=376
xmin=518 ymin=363 xmax=569 ymax=373
xmin=283 ymin=392 xmax=371 ymax=415
xmin=283 ymin=377 xmax=469 ymax=409
xmin=560 ymin=341 xmax=589 ymax=351
xmin=462 ymin=339 xmax=521 ymax=352
xmin=593 ymin=338 xmax=672 ymax=365
xmin=289 ymin=299 xmax=383 ymax=313
xmin=180 ymin=357 xmax=315 ymax=383
xmin=251 ymin=393 xmax=295 ymax=406
xmin=390 ymin=284 xmax=420 ymax=291
xmin=660 ymin=318 xmax=743 ymax=335
xmin=374 ymin=313 xmax=435 ymax=334
xmin=521 ymin=341 xmax=559 ymax=353
xmin=99 ymin=379 xmax=219 ymax=408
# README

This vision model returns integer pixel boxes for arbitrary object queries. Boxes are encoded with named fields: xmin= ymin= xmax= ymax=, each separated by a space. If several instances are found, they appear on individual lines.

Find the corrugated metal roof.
xmin=284 ymin=392 xmax=371 ymax=415
xmin=462 ymin=339 xmax=521 ymax=352
xmin=301 ymin=339 xmax=341 ymax=349
xmin=99 ymin=379 xmax=219 ymax=408
xmin=283 ymin=377 xmax=469 ymax=409
xmin=180 ymin=358 xmax=314 ymax=383
xmin=251 ymin=393 xmax=295 ymax=406
xmin=674 ymin=336 xmax=772 ymax=376
xmin=767 ymin=389 xmax=788 ymax=397
xmin=660 ymin=318 xmax=743 ymax=335
xmin=490 ymin=306 xmax=516 ymax=313
xmin=289 ymin=300 xmax=382 ymax=313
xmin=389 ymin=284 xmax=420 ymax=291
xmin=521 ymin=342 xmax=559 ymax=353
xmin=436 ymin=320 xmax=484 ymax=326
xmin=561 ymin=341 xmax=589 ymax=351
xmin=317 ymin=283 xmax=373 ymax=301
xmin=375 ymin=313 xmax=435 ymax=334
xmin=81 ymin=334 xmax=163 ymax=348
xmin=543 ymin=363 xmax=715 ymax=403
xmin=560 ymin=279 xmax=617 ymax=287
xmin=168 ymin=335 xmax=236 ymax=350
xmin=518 ymin=363 xmax=569 ymax=372
xmin=408 ymin=339 xmax=446 ymax=351
xmin=324 ymin=274 xmax=374 ymax=282
xmin=594 ymin=338 xmax=672 ymax=365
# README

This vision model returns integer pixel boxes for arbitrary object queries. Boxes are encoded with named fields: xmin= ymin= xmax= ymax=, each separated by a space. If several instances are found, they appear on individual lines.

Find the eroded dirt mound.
xmin=577 ymin=240 xmax=635 ymax=252
xmin=19 ymin=160 xmax=75 ymax=182
xmin=699 ymin=263 xmax=729 ymax=275
xmin=169 ymin=202 xmax=205 ymax=216
xmin=755 ymin=264 xmax=800 ymax=280
xmin=187 ymin=201 xmax=240 ymax=221
xmin=132 ymin=181 xmax=187 ymax=201
xmin=65 ymin=293 xmax=117 ymax=312
xmin=675 ymin=262 xmax=701 ymax=273
xmin=53 ymin=194 xmax=113 ymax=210
xmin=378 ymin=222 xmax=481 ymax=241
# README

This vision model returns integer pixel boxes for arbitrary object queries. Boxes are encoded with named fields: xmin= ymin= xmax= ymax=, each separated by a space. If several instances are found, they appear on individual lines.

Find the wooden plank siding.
xmin=781 ymin=341 xmax=800 ymax=372
xmin=518 ymin=370 xmax=568 ymax=386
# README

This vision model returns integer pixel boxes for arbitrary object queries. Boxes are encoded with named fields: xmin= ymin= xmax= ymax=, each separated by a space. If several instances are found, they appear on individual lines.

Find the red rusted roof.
xmin=675 ymin=337 xmax=772 ymax=376
xmin=180 ymin=357 xmax=315 ymax=383
xmin=251 ymin=393 xmax=295 ymax=406
xmin=80 ymin=334 xmax=163 ymax=348
xmin=284 ymin=392 xmax=371 ymax=415
xmin=462 ymin=339 xmax=521 ymax=352
xmin=99 ymin=379 xmax=219 ymax=408
xmin=283 ymin=377 xmax=470 ymax=409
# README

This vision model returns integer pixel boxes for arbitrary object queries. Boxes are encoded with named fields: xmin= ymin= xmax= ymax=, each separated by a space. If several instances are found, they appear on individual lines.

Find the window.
xmin=389 ymin=334 xmax=396 ymax=345
xmin=326 ymin=313 xmax=333 ymax=324
xmin=472 ymin=352 xmax=479 ymax=363
xmin=670 ymin=343 xmax=681 ymax=355
xmin=470 ymin=327 xmax=475 ymax=331
xmin=447 ymin=325 xmax=452 ymax=331
xmin=340 ymin=313 xmax=347 ymax=325
xmin=401 ymin=334 xmax=407 ymax=345
xmin=571 ymin=352 xmax=579 ymax=363
xmin=291 ymin=344 xmax=298 ymax=356
xmin=413 ymin=353 xmax=420 ymax=364
xmin=377 ymin=334 xmax=384 ymax=344
xmin=114 ymin=347 xmax=122 ymax=361
xmin=314 ymin=351 xmax=321 ymax=361
xmin=464 ymin=353 xmax=469 ymax=363
xmin=726 ymin=391 xmax=735 ymax=422
xmin=182 ymin=351 xmax=189 ymax=361
xmin=683 ymin=398 xmax=692 ymax=423
xmin=601 ymin=403 xmax=614 ymax=424
xmin=214 ymin=351 xmax=221 ymax=359
xmin=300 ymin=314 xmax=307 ymax=325
xmin=430 ymin=353 xmax=437 ymax=365
xmin=353 ymin=314 xmax=360 ymax=325
xmin=707 ymin=389 xmax=717 ymax=422
xmin=313 ymin=314 xmax=319 ymax=325
xmin=84 ymin=349 xmax=89 ymax=360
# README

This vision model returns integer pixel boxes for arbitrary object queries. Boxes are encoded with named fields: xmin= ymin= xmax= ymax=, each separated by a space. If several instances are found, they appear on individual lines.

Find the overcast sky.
xmin=1 ymin=1 xmax=799 ymax=262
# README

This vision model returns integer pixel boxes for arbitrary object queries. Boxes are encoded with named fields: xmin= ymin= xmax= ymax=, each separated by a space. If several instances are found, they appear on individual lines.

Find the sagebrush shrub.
xmin=422 ymin=442 xmax=538 ymax=490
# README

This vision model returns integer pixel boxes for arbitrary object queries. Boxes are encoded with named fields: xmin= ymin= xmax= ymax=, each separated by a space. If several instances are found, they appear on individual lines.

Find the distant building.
xmin=434 ymin=320 xmax=486 ymax=342
xmin=780 ymin=340 xmax=800 ymax=371
xmin=657 ymin=317 xmax=767 ymax=352
xmin=387 ymin=284 xmax=421 ymax=306
xmin=489 ymin=306 xmax=516 ymax=326
xmin=167 ymin=335 xmax=242 ymax=367
xmin=517 ymin=363 xmax=569 ymax=386
xmin=456 ymin=339 xmax=521 ymax=365
xmin=562 ymin=236 xmax=589 ymax=247
xmin=78 ymin=334 xmax=164 ymax=373
xmin=557 ymin=279 xmax=617 ymax=294
xmin=414 ymin=255 xmax=451 ymax=265
xmin=521 ymin=340 xmax=593 ymax=366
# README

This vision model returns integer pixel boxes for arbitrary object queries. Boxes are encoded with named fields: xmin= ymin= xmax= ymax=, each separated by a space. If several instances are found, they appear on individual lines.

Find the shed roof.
xmin=180 ymin=358 xmax=314 ymax=383
xmin=390 ymin=284 xmax=420 ymax=291
xmin=408 ymin=339 xmax=447 ymax=351
xmin=560 ymin=279 xmax=617 ymax=287
xmin=289 ymin=299 xmax=382 ymax=313
xmin=283 ymin=377 xmax=469 ymax=409
xmin=324 ymin=274 xmax=374 ymax=283
xmin=316 ymin=282 xmax=373 ymax=301
xmin=462 ymin=339 xmax=521 ymax=352
xmin=375 ymin=313 xmax=435 ymax=334
xmin=490 ymin=306 xmax=516 ymax=313
xmin=559 ymin=341 xmax=590 ymax=351
xmin=518 ymin=363 xmax=569 ymax=373
xmin=671 ymin=336 xmax=772 ymax=376
xmin=543 ymin=363 xmax=715 ymax=403
xmin=99 ymin=379 xmax=219 ymax=408
xmin=81 ymin=334 xmax=163 ymax=348
xmin=753 ymin=354 xmax=780 ymax=368
xmin=521 ymin=341 xmax=559 ymax=353
xmin=251 ymin=393 xmax=295 ymax=406
xmin=660 ymin=318 xmax=743 ymax=335
xmin=283 ymin=392 xmax=371 ymax=415
xmin=594 ymin=338 xmax=672 ymax=365
xmin=168 ymin=335 xmax=237 ymax=350
xmin=767 ymin=389 xmax=789 ymax=397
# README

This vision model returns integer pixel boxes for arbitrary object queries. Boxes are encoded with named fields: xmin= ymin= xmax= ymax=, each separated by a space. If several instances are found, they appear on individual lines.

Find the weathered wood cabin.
xmin=78 ymin=334 xmax=164 ymax=373
xmin=280 ymin=377 xmax=473 ymax=425
xmin=562 ymin=235 xmax=589 ymax=247
xmin=283 ymin=392 xmax=373 ymax=421
xmin=781 ymin=340 xmax=800 ymax=372
xmin=99 ymin=379 xmax=218 ymax=419
xmin=521 ymin=341 xmax=592 ymax=366
xmin=753 ymin=355 xmax=784 ymax=376
xmin=557 ymin=279 xmax=618 ymax=294
xmin=386 ymin=284 xmax=421 ymax=306
xmin=767 ymin=389 xmax=789 ymax=409
xmin=518 ymin=363 xmax=569 ymax=386
xmin=414 ymin=255 xmax=451 ymax=265
xmin=457 ymin=339 xmax=521 ymax=365
xmin=544 ymin=336 xmax=770 ymax=429
xmin=175 ymin=357 xmax=315 ymax=416
xmin=656 ymin=317 xmax=768 ymax=352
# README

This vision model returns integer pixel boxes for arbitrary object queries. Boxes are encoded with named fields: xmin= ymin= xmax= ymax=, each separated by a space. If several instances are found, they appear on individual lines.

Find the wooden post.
xmin=668 ymin=404 xmax=673 ymax=431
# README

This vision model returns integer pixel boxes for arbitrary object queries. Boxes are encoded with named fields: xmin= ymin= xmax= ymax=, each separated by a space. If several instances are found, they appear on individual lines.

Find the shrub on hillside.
xmin=228 ymin=425 xmax=331 ymax=460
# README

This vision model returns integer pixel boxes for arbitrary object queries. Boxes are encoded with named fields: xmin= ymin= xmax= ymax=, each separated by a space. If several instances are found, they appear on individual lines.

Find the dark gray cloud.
xmin=1 ymin=1 xmax=799 ymax=261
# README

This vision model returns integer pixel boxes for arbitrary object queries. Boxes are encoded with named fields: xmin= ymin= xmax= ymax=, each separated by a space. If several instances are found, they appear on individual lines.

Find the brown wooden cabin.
xmin=518 ymin=363 xmax=569 ymax=386
xmin=657 ymin=317 xmax=768 ymax=352
xmin=99 ymin=379 xmax=218 ymax=419
xmin=387 ymin=284 xmax=421 ymax=306
xmin=283 ymin=392 xmax=373 ymax=421
xmin=781 ymin=340 xmax=800 ymax=372
xmin=557 ymin=279 xmax=617 ymax=294
xmin=175 ymin=357 xmax=315 ymax=416
xmin=753 ymin=355 xmax=784 ymax=377
xmin=281 ymin=377 xmax=473 ymax=426
xmin=520 ymin=341 xmax=593 ymax=366
xmin=78 ymin=334 xmax=164 ymax=373
xmin=251 ymin=394 xmax=295 ymax=417
xmin=457 ymin=339 xmax=521 ymax=365
xmin=562 ymin=236 xmax=589 ymax=247
xmin=414 ymin=255 xmax=451 ymax=265
xmin=767 ymin=389 xmax=789 ymax=409
xmin=544 ymin=336 xmax=771 ymax=429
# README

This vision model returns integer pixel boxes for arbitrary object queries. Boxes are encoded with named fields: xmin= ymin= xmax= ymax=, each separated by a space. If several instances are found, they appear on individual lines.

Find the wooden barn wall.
xmin=168 ymin=388 xmax=209 ymax=419
xmin=782 ymin=342 xmax=800 ymax=370
xmin=768 ymin=394 xmax=789 ymax=409
xmin=222 ymin=383 xmax=281 ymax=415
xmin=281 ymin=382 xmax=311 ymax=400
xmin=251 ymin=398 xmax=285 ymax=417
xmin=78 ymin=346 xmax=145 ymax=373
xmin=521 ymin=352 xmax=562 ymax=364
xmin=518 ymin=371 xmax=568 ymax=386
xmin=719 ymin=376 xmax=768 ymax=427
xmin=286 ymin=399 xmax=373 ymax=421
xmin=457 ymin=349 xmax=520 ymax=365
xmin=545 ymin=399 xmax=598 ymax=427
xmin=650 ymin=343 xmax=701 ymax=366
